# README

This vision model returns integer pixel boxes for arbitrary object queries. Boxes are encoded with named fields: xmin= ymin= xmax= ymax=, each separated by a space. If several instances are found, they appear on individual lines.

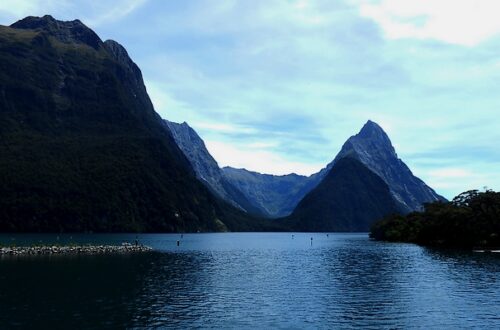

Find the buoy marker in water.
xmin=176 ymin=240 xmax=180 ymax=247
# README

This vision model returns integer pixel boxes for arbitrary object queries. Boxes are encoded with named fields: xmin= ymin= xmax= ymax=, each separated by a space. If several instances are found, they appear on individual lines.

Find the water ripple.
xmin=0 ymin=233 xmax=499 ymax=328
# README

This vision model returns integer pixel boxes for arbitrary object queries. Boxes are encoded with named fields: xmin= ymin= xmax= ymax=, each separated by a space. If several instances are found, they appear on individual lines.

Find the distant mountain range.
xmin=0 ymin=15 xmax=445 ymax=233
xmin=164 ymin=120 xmax=266 ymax=217
xmin=165 ymin=119 xmax=445 ymax=230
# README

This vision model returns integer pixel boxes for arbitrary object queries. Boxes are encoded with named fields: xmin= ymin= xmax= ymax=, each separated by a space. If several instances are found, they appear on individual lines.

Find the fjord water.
xmin=0 ymin=233 xmax=499 ymax=328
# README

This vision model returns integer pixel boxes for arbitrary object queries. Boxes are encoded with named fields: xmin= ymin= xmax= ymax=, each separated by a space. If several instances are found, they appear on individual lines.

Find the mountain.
xmin=164 ymin=120 xmax=312 ymax=218
xmin=221 ymin=121 xmax=444 ymax=218
xmin=282 ymin=120 xmax=446 ymax=232
xmin=329 ymin=120 xmax=445 ymax=212
xmin=0 ymin=15 xmax=270 ymax=232
xmin=163 ymin=120 xmax=266 ymax=216
xmin=165 ymin=119 xmax=443 ymax=219
xmin=221 ymin=167 xmax=318 ymax=217
xmin=163 ymin=121 xmax=318 ymax=218
xmin=285 ymin=157 xmax=402 ymax=232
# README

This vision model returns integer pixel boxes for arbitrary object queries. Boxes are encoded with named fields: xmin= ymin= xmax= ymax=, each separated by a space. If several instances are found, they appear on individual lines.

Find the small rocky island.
xmin=0 ymin=244 xmax=152 ymax=256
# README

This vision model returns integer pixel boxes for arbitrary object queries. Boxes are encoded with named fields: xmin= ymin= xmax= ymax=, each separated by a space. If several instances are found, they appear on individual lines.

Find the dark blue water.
xmin=0 ymin=233 xmax=499 ymax=329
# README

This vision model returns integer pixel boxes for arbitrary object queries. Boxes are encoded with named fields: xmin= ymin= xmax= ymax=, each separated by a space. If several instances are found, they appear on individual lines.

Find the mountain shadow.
xmin=0 ymin=15 xmax=274 ymax=233
xmin=284 ymin=157 xmax=402 ymax=232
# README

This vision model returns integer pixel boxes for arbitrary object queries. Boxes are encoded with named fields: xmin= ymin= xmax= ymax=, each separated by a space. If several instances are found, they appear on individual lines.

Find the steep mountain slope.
xmin=0 ymin=15 xmax=268 ymax=232
xmin=163 ymin=119 xmax=317 ymax=218
xmin=222 ymin=167 xmax=318 ymax=217
xmin=285 ymin=157 xmax=402 ymax=232
xmin=164 ymin=120 xmax=266 ymax=216
xmin=330 ymin=121 xmax=445 ymax=212
xmin=166 ymin=119 xmax=443 ymax=218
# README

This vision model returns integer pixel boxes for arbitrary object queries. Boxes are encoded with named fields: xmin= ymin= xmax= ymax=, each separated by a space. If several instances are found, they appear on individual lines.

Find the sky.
xmin=1 ymin=0 xmax=500 ymax=199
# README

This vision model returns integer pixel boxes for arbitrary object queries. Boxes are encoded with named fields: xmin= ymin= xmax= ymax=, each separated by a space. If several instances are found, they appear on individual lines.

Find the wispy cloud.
xmin=359 ymin=0 xmax=500 ymax=46
xmin=205 ymin=140 xmax=324 ymax=176
xmin=83 ymin=0 xmax=148 ymax=27
xmin=0 ymin=0 xmax=146 ymax=28
xmin=2 ymin=1 xmax=500 ymax=198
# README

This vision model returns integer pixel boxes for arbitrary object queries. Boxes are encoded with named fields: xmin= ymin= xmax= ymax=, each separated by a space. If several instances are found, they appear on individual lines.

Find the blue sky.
xmin=1 ymin=0 xmax=499 ymax=199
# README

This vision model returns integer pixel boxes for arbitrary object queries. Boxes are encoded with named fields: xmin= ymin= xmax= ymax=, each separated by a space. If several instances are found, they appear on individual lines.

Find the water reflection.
xmin=130 ymin=253 xmax=211 ymax=327
xmin=0 ymin=253 xmax=157 ymax=329
xmin=0 ymin=233 xmax=499 ymax=328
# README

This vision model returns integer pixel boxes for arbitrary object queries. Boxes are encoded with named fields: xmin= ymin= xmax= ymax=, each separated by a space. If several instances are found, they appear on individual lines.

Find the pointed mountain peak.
xmin=360 ymin=119 xmax=382 ymax=132
xmin=11 ymin=15 xmax=102 ymax=50
xmin=326 ymin=119 xmax=445 ymax=212
xmin=336 ymin=120 xmax=395 ymax=158
xmin=357 ymin=120 xmax=390 ymax=141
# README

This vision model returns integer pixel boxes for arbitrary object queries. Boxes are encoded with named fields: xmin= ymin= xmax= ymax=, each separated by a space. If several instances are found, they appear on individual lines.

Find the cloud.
xmin=424 ymin=167 xmax=491 ymax=196
xmin=3 ymin=1 xmax=500 ymax=199
xmin=83 ymin=0 xmax=148 ymax=27
xmin=0 ymin=0 xmax=146 ymax=28
xmin=359 ymin=0 xmax=500 ymax=46
xmin=144 ymin=80 xmax=192 ymax=122
xmin=204 ymin=140 xmax=324 ymax=176
xmin=0 ymin=0 xmax=40 ymax=17
xmin=191 ymin=122 xmax=256 ymax=135
xmin=428 ymin=168 xmax=473 ymax=179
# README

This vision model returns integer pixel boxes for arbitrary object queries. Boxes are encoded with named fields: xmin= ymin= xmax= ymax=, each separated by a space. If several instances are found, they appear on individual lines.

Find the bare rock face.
xmin=166 ymin=119 xmax=445 ymax=219
xmin=221 ymin=167 xmax=316 ymax=218
xmin=164 ymin=120 xmax=266 ymax=216
xmin=331 ymin=120 xmax=446 ymax=212
xmin=11 ymin=15 xmax=103 ymax=50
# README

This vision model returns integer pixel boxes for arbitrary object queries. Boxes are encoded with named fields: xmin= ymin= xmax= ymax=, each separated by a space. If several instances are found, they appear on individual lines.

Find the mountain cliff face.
xmin=285 ymin=157 xmax=401 ymax=232
xmin=221 ymin=167 xmax=317 ymax=217
xmin=163 ymin=121 xmax=317 ymax=218
xmin=166 ymin=119 xmax=443 ymax=219
xmin=282 ymin=121 xmax=446 ymax=231
xmin=163 ymin=120 xmax=265 ymax=216
xmin=330 ymin=120 xmax=445 ymax=212
xmin=0 ymin=15 xmax=266 ymax=232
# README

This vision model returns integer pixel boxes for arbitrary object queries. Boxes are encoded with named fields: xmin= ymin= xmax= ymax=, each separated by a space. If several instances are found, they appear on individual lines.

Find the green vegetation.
xmin=0 ymin=21 xmax=277 ymax=233
xmin=370 ymin=190 xmax=500 ymax=248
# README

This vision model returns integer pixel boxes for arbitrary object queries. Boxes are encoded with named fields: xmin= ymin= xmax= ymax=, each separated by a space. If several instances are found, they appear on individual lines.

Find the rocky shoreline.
xmin=0 ymin=244 xmax=153 ymax=256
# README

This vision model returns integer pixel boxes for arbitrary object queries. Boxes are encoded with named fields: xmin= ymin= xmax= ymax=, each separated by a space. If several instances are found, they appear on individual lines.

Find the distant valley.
xmin=0 ymin=15 xmax=445 ymax=233
xmin=166 ymin=119 xmax=445 ymax=231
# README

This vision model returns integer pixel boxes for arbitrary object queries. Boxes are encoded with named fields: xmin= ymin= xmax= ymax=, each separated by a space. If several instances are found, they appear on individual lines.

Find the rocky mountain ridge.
xmin=331 ymin=120 xmax=445 ymax=211
xmin=168 ymin=119 xmax=445 ymax=219
xmin=164 ymin=120 xmax=265 ymax=216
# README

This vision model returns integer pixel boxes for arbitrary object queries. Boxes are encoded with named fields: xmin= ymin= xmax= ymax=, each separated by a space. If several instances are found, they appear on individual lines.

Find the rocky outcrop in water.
xmin=0 ymin=244 xmax=153 ymax=256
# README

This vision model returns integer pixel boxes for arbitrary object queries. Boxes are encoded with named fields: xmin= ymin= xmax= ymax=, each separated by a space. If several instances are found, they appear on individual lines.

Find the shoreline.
xmin=0 ymin=244 xmax=153 ymax=256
